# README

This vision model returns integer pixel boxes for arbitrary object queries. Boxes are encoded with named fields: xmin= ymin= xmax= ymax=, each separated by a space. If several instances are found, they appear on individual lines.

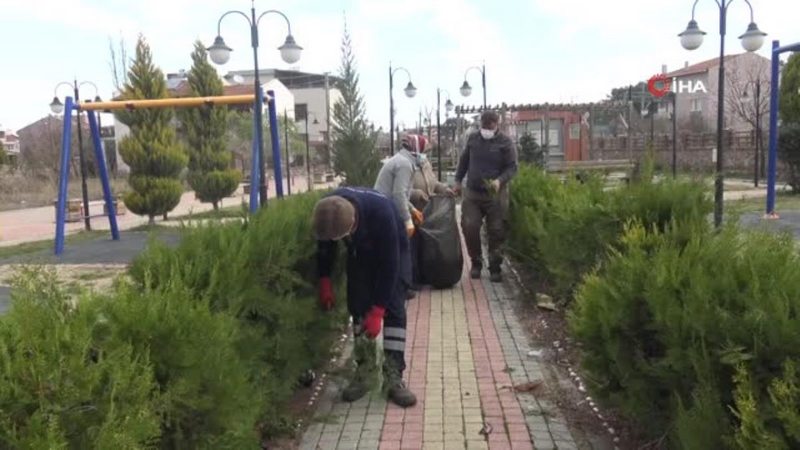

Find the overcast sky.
xmin=0 ymin=0 xmax=796 ymax=132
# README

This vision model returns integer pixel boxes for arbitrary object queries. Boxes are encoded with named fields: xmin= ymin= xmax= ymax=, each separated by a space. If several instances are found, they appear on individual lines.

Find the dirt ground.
xmin=0 ymin=263 xmax=128 ymax=296
xmin=505 ymin=261 xmax=660 ymax=450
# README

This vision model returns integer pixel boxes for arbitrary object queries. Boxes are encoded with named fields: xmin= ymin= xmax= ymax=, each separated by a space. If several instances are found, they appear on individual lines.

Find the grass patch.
xmin=727 ymin=192 xmax=800 ymax=215
xmin=0 ymin=231 xmax=106 ymax=260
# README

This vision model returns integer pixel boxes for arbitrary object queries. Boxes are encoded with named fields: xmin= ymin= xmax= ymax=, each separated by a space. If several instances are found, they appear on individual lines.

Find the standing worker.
xmin=409 ymin=147 xmax=454 ymax=211
xmin=313 ymin=187 xmax=417 ymax=407
xmin=374 ymin=134 xmax=427 ymax=297
xmin=453 ymin=111 xmax=518 ymax=282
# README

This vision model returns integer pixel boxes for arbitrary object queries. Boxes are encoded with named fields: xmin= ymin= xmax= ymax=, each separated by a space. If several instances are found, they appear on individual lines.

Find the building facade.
xmin=658 ymin=52 xmax=771 ymax=133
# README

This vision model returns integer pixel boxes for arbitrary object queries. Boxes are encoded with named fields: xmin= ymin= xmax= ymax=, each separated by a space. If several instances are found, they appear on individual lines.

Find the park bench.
xmin=54 ymin=197 xmax=126 ymax=223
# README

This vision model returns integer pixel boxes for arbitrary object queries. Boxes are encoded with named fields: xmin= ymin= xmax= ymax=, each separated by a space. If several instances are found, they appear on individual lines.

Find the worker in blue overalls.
xmin=313 ymin=187 xmax=417 ymax=407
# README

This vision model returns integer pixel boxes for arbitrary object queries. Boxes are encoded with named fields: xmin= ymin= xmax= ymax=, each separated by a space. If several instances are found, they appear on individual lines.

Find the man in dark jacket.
xmin=454 ymin=110 xmax=518 ymax=282
xmin=313 ymin=187 xmax=417 ymax=407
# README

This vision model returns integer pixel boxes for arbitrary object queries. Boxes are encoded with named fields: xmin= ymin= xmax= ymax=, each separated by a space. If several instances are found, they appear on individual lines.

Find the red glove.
xmin=318 ymin=277 xmax=334 ymax=310
xmin=363 ymin=306 xmax=386 ymax=339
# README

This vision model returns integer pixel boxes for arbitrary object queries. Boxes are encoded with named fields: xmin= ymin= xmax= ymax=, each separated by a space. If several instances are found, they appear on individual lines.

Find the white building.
xmin=0 ymin=127 xmax=20 ymax=165
xmin=224 ymin=69 xmax=343 ymax=147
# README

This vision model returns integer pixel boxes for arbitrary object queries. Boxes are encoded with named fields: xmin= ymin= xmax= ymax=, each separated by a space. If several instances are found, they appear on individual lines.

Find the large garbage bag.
xmin=418 ymin=195 xmax=463 ymax=289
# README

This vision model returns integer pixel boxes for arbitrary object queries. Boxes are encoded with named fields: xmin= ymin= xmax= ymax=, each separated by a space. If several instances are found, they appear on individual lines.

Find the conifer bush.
xmin=570 ymin=223 xmax=800 ymax=447
xmin=0 ymin=269 xmax=161 ymax=449
xmin=508 ymin=165 xmax=710 ymax=300
xmin=88 ymin=280 xmax=263 ymax=449
xmin=129 ymin=191 xmax=347 ymax=436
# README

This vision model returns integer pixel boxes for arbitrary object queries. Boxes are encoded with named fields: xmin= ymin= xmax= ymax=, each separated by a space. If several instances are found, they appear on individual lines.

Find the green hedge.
xmin=570 ymin=223 xmax=800 ymax=448
xmin=0 ymin=269 xmax=161 ymax=449
xmin=508 ymin=165 xmax=711 ymax=300
xmin=0 ymin=191 xmax=347 ymax=449
xmin=129 ymin=191 xmax=347 ymax=437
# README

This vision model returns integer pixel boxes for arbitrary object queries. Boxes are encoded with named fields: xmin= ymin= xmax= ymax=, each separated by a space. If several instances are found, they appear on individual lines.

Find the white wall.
xmin=262 ymin=79 xmax=295 ymax=121
xmin=292 ymin=87 xmax=342 ymax=141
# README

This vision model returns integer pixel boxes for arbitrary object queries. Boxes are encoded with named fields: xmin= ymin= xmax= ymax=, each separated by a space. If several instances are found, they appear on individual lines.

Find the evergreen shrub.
xmin=130 ymin=191 xmax=347 ymax=436
xmin=570 ymin=223 xmax=800 ymax=448
xmin=508 ymin=165 xmax=711 ymax=300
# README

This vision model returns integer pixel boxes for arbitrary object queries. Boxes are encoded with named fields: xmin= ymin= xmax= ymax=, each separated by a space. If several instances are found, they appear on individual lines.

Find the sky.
xmin=1 ymin=0 xmax=798 ymax=133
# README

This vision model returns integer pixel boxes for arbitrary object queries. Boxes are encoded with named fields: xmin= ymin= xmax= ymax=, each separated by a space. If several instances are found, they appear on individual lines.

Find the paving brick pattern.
xmin=302 ymin=250 xmax=578 ymax=449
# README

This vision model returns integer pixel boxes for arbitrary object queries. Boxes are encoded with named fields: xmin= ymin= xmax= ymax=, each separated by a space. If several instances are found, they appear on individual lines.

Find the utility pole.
xmin=324 ymin=72 xmax=331 ymax=171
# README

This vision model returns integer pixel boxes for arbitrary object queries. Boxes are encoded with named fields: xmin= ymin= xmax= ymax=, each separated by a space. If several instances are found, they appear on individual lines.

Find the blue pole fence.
xmin=86 ymin=110 xmax=120 ymax=240
xmin=267 ymin=89 xmax=284 ymax=198
xmin=766 ymin=39 xmax=800 ymax=218
xmin=55 ymin=97 xmax=75 ymax=255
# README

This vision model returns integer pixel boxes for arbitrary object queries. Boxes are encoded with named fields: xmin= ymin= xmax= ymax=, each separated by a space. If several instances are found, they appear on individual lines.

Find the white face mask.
xmin=480 ymin=128 xmax=496 ymax=140
xmin=418 ymin=153 xmax=427 ymax=164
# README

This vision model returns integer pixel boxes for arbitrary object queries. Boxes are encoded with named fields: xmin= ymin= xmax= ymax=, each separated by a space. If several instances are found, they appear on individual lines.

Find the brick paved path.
xmin=301 ymin=251 xmax=579 ymax=449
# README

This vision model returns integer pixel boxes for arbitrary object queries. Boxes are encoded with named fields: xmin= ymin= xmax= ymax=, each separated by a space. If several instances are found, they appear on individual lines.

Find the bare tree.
xmin=725 ymin=63 xmax=771 ymax=131
xmin=108 ymin=35 xmax=130 ymax=95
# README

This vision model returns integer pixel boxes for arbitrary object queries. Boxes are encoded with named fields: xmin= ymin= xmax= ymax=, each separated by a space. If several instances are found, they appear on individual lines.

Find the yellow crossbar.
xmin=79 ymin=94 xmax=269 ymax=111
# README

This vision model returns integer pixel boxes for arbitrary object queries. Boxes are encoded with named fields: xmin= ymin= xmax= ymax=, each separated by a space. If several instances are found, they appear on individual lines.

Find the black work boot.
xmin=343 ymin=335 xmax=377 ymax=403
xmin=383 ymin=361 xmax=417 ymax=408
xmin=470 ymin=259 xmax=483 ymax=279
xmin=489 ymin=259 xmax=502 ymax=283
xmin=342 ymin=378 xmax=368 ymax=402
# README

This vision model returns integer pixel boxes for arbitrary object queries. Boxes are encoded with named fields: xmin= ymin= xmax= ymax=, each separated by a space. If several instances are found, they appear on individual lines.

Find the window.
xmin=294 ymin=103 xmax=308 ymax=121
xmin=691 ymin=99 xmax=702 ymax=112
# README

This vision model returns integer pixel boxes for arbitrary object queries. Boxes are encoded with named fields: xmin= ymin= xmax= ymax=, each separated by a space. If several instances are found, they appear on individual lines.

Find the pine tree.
xmin=117 ymin=35 xmax=187 ymax=224
xmin=180 ymin=41 xmax=240 ymax=210
xmin=331 ymin=20 xmax=380 ymax=187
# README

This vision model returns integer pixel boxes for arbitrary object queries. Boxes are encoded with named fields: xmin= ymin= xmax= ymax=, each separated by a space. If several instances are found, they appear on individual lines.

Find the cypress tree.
xmin=331 ymin=20 xmax=380 ymax=187
xmin=180 ymin=41 xmax=240 ymax=210
xmin=117 ymin=35 xmax=187 ymax=224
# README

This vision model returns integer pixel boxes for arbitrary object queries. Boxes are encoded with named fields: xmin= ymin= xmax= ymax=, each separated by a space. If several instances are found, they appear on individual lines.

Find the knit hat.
xmin=401 ymin=134 xmax=428 ymax=153
xmin=312 ymin=196 xmax=356 ymax=241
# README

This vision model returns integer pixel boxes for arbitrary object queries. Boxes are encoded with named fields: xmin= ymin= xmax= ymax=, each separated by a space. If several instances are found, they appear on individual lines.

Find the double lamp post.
xmin=207 ymin=2 xmax=302 ymax=208
xmin=388 ymin=63 xmax=487 ymax=181
xmin=678 ymin=0 xmax=767 ymax=228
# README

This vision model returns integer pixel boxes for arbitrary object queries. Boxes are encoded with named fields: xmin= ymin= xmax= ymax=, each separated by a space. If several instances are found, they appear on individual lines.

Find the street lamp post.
xmin=207 ymin=2 xmax=302 ymax=208
xmin=678 ymin=0 xmax=766 ymax=228
xmin=460 ymin=63 xmax=487 ymax=109
xmin=389 ymin=63 xmax=417 ymax=155
xmin=436 ymin=89 xmax=454 ymax=182
xmin=301 ymin=112 xmax=320 ymax=192
xmin=50 ymin=79 xmax=101 ymax=231
xmin=670 ymin=92 xmax=678 ymax=178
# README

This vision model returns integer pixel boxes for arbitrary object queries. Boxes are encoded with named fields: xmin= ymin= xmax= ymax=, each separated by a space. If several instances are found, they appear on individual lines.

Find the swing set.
xmin=54 ymin=88 xmax=285 ymax=255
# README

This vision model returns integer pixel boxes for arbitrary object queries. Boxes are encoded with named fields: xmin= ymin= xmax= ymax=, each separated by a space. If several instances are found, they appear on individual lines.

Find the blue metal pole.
xmin=766 ymin=40 xmax=781 ymax=217
xmin=55 ymin=97 xmax=75 ymax=255
xmin=249 ymin=96 xmax=261 ymax=213
xmin=267 ymin=89 xmax=284 ymax=198
xmin=86 ymin=110 xmax=120 ymax=240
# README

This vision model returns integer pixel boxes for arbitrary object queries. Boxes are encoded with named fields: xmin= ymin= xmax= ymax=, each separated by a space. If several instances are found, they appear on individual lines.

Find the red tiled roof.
xmin=666 ymin=54 xmax=741 ymax=78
